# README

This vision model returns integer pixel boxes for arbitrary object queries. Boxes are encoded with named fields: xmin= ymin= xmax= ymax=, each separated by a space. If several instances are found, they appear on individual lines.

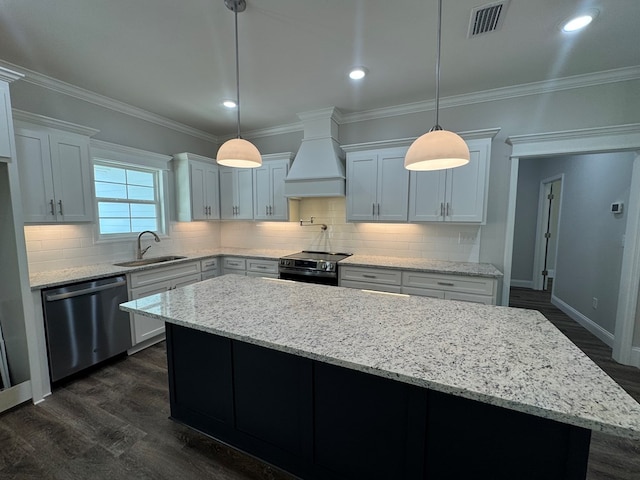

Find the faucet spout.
xmin=137 ymin=231 xmax=161 ymax=259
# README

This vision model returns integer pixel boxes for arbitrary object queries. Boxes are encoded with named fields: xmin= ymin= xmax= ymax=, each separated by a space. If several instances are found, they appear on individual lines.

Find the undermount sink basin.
xmin=114 ymin=255 xmax=187 ymax=267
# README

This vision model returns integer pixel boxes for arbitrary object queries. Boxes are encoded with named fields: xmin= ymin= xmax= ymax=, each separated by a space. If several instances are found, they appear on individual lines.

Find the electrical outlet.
xmin=458 ymin=232 xmax=477 ymax=245
xmin=592 ymin=297 xmax=598 ymax=309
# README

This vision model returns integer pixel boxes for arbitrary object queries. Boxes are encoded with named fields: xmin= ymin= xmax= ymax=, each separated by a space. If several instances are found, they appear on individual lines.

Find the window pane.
xmin=127 ymin=170 xmax=154 ymax=187
xmin=131 ymin=218 xmax=158 ymax=231
xmin=99 ymin=218 xmax=132 ymax=234
xmin=130 ymin=203 xmax=157 ymax=218
xmin=128 ymin=185 xmax=155 ymax=201
xmin=94 ymin=165 xmax=126 ymax=183
xmin=98 ymin=202 xmax=130 ymax=218
xmin=95 ymin=182 xmax=127 ymax=199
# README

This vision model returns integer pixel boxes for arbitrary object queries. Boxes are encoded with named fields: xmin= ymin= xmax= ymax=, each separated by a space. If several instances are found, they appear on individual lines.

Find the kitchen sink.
xmin=114 ymin=255 xmax=187 ymax=267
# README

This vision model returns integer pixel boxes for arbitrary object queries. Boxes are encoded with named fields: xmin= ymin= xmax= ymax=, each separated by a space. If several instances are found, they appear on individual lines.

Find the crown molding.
xmin=506 ymin=123 xmax=640 ymax=158
xmin=0 ymin=59 xmax=219 ymax=143
xmin=0 ymin=66 xmax=24 ymax=83
xmin=13 ymin=109 xmax=100 ymax=137
xmin=91 ymin=138 xmax=172 ymax=169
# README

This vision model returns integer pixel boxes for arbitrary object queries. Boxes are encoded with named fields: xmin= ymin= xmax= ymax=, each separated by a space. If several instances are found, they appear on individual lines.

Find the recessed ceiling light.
xmin=561 ymin=10 xmax=598 ymax=32
xmin=223 ymin=100 xmax=237 ymax=109
xmin=349 ymin=67 xmax=368 ymax=80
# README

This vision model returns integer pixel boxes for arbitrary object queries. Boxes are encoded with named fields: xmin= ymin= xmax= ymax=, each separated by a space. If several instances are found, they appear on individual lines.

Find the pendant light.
xmin=404 ymin=0 xmax=469 ymax=171
xmin=216 ymin=0 xmax=262 ymax=168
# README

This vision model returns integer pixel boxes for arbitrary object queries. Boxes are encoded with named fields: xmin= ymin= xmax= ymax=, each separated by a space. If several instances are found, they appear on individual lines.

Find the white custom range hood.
xmin=284 ymin=108 xmax=346 ymax=198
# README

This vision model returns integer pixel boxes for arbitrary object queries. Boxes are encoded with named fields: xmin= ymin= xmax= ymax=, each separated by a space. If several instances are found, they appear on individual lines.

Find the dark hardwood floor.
xmin=0 ymin=288 xmax=638 ymax=479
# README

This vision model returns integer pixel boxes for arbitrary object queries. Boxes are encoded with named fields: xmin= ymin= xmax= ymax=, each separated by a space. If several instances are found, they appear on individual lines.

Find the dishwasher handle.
xmin=45 ymin=279 xmax=127 ymax=302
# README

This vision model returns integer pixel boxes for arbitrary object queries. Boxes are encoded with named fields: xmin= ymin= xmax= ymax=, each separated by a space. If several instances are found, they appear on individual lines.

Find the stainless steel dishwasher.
xmin=42 ymin=275 xmax=131 ymax=382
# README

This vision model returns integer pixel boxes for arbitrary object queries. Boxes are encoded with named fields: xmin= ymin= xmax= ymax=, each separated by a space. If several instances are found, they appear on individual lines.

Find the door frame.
xmin=532 ymin=175 xmax=564 ymax=291
xmin=503 ymin=123 xmax=640 ymax=366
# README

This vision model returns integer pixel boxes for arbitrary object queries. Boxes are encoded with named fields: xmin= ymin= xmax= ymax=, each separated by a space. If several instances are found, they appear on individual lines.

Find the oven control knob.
xmin=318 ymin=261 xmax=326 ymax=270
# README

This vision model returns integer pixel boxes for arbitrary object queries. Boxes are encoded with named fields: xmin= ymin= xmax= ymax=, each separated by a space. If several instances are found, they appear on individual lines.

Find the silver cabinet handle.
xmin=207 ymin=206 xmax=211 ymax=215
xmin=363 ymin=274 xmax=377 ymax=279
xmin=228 ymin=262 xmax=239 ymax=266
xmin=440 ymin=202 xmax=445 ymax=217
xmin=446 ymin=203 xmax=450 ymax=217
xmin=377 ymin=203 xmax=380 ymax=216
xmin=269 ymin=205 xmax=273 ymax=215
xmin=437 ymin=281 xmax=455 ymax=287
xmin=58 ymin=200 xmax=63 ymax=215
xmin=372 ymin=203 xmax=376 ymax=216
xmin=49 ymin=199 xmax=55 ymax=216
xmin=204 ymin=205 xmax=208 ymax=216
xmin=256 ymin=265 xmax=267 ymax=269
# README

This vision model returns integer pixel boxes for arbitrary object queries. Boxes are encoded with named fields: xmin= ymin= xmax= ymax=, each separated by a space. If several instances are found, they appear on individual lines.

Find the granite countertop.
xmin=29 ymin=248 xmax=297 ymax=290
xmin=341 ymin=254 xmax=503 ymax=278
xmin=121 ymin=275 xmax=640 ymax=440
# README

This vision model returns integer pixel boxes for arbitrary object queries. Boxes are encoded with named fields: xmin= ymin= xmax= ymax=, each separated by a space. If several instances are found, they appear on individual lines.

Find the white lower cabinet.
xmin=222 ymin=257 xmax=247 ymax=275
xmin=339 ymin=266 xmax=402 ymax=293
xmin=402 ymin=271 xmax=497 ymax=305
xmin=340 ymin=266 xmax=498 ymax=305
xmin=200 ymin=257 xmax=220 ymax=280
xmin=128 ymin=261 xmax=201 ymax=348
xmin=246 ymin=258 xmax=279 ymax=278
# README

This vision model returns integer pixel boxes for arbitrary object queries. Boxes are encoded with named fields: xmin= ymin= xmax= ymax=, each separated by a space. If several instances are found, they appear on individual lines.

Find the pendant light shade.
xmin=405 ymin=129 xmax=470 ymax=171
xmin=216 ymin=0 xmax=261 ymax=168
xmin=216 ymin=138 xmax=262 ymax=168
xmin=404 ymin=0 xmax=469 ymax=171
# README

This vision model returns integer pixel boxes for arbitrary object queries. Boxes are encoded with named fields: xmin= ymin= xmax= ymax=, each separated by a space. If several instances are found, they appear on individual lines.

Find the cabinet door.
xmin=219 ymin=167 xmax=235 ymax=219
xmin=171 ymin=273 xmax=202 ymax=290
xmin=15 ymin=128 xmax=56 ymax=223
xmin=0 ymin=86 xmax=12 ymax=159
xmin=269 ymin=161 xmax=289 ymax=220
xmin=235 ymin=168 xmax=254 ymax=219
xmin=445 ymin=139 xmax=489 ymax=223
xmin=409 ymin=170 xmax=446 ymax=222
xmin=189 ymin=161 xmax=208 ymax=220
xmin=347 ymin=153 xmax=378 ymax=221
xmin=253 ymin=164 xmax=271 ymax=220
xmin=204 ymin=164 xmax=220 ymax=220
xmin=377 ymin=152 xmax=409 ymax=222
xmin=49 ymin=133 xmax=93 ymax=222
xmin=130 ymin=280 xmax=170 ymax=344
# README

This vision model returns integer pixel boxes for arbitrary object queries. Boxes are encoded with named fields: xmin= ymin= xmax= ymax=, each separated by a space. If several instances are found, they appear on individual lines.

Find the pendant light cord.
xmin=234 ymin=4 xmax=241 ymax=139
xmin=433 ymin=0 xmax=442 ymax=131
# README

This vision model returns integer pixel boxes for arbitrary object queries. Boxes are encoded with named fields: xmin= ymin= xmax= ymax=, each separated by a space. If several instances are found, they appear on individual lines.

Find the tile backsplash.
xmin=221 ymin=198 xmax=481 ymax=261
xmin=24 ymin=198 xmax=480 ymax=273
xmin=24 ymin=221 xmax=221 ymax=273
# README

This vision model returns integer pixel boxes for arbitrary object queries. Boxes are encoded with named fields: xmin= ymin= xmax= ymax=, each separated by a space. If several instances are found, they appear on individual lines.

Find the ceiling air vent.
xmin=468 ymin=1 xmax=509 ymax=38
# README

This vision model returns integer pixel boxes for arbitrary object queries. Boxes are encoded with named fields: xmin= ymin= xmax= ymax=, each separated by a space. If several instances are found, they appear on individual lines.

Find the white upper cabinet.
xmin=409 ymin=137 xmax=491 ymax=223
xmin=219 ymin=166 xmax=253 ymax=220
xmin=253 ymin=154 xmax=292 ymax=221
xmin=346 ymin=147 xmax=409 ymax=222
xmin=0 ymin=83 xmax=13 ymax=160
xmin=15 ymin=124 xmax=94 ymax=223
xmin=174 ymin=153 xmax=220 ymax=221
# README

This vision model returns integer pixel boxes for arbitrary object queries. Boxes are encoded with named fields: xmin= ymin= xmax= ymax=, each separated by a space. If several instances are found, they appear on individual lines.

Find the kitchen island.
xmin=120 ymin=275 xmax=640 ymax=480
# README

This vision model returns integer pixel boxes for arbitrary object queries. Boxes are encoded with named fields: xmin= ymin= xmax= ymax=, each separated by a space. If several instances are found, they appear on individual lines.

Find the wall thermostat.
xmin=611 ymin=202 xmax=623 ymax=214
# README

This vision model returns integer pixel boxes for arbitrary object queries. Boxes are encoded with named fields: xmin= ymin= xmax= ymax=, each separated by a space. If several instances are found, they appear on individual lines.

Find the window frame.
xmin=90 ymin=141 xmax=172 ymax=243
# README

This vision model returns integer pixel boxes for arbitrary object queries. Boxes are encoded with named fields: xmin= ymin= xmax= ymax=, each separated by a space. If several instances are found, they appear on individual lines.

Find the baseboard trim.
xmin=511 ymin=279 xmax=534 ymax=288
xmin=551 ymin=295 xmax=615 ymax=347
xmin=629 ymin=347 xmax=640 ymax=369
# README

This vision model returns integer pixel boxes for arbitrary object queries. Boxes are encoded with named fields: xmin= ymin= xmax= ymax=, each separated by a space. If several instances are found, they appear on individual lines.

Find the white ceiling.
xmin=0 ymin=0 xmax=638 ymax=137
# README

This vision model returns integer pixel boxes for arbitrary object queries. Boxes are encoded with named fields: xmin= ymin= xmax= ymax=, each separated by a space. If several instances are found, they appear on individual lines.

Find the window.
xmin=94 ymin=160 xmax=165 ymax=236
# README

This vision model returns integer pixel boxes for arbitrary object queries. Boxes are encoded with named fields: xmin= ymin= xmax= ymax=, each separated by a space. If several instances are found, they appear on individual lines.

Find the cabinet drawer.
xmin=129 ymin=261 xmax=201 ymax=289
xmin=340 ymin=280 xmax=402 ymax=294
xmin=402 ymin=271 xmax=495 ymax=296
xmin=340 ymin=266 xmax=402 ymax=286
xmin=201 ymin=257 xmax=219 ymax=272
xmin=201 ymin=270 xmax=218 ymax=281
xmin=223 ymin=257 xmax=246 ymax=271
xmin=402 ymin=286 xmax=445 ymax=299
xmin=246 ymin=259 xmax=278 ymax=275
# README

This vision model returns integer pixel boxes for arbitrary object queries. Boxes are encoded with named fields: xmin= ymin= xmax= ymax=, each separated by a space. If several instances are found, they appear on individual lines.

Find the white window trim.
xmin=90 ymin=140 xmax=172 ymax=242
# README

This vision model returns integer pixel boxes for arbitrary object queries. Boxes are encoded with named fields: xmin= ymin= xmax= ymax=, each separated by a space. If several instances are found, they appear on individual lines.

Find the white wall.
xmin=512 ymin=152 xmax=634 ymax=335
xmin=221 ymin=198 xmax=481 ymax=261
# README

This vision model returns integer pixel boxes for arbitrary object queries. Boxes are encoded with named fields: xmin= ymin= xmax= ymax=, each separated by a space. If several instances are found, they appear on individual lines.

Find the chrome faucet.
xmin=136 ymin=231 xmax=160 ymax=259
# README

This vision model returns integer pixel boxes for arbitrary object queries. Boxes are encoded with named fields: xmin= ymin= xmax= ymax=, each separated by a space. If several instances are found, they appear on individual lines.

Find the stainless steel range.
xmin=279 ymin=251 xmax=352 ymax=286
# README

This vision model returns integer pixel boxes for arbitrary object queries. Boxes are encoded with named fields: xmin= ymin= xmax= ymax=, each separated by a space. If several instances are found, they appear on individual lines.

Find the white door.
xmin=253 ymin=164 xmax=271 ymax=220
xmin=377 ymin=152 xmax=409 ymax=222
xmin=130 ymin=281 xmax=170 ymax=344
xmin=347 ymin=153 xmax=378 ymax=221
xmin=204 ymin=164 xmax=220 ymax=219
xmin=446 ymin=141 xmax=487 ymax=223
xmin=409 ymin=170 xmax=446 ymax=222
xmin=270 ymin=161 xmax=289 ymax=220
xmin=235 ymin=168 xmax=254 ymax=219
xmin=15 ymin=128 xmax=56 ymax=222
xmin=219 ymin=167 xmax=235 ymax=219
xmin=190 ymin=161 xmax=207 ymax=220
xmin=49 ymin=133 xmax=93 ymax=222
